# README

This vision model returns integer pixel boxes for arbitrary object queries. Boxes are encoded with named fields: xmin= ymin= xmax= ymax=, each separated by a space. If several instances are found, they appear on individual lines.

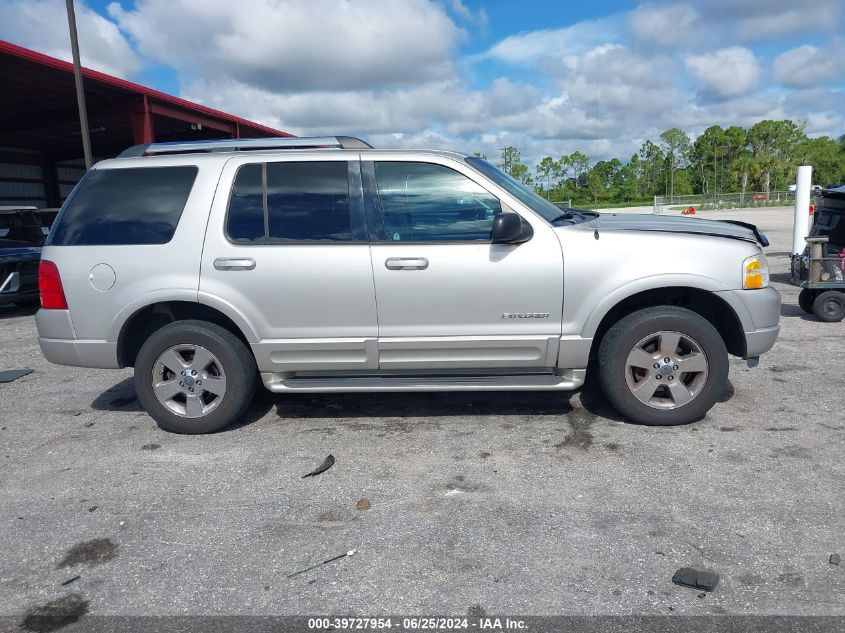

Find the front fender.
xmin=576 ymin=273 xmax=731 ymax=339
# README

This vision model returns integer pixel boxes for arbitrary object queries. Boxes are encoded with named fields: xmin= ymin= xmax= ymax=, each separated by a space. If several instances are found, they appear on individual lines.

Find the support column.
xmin=130 ymin=95 xmax=154 ymax=144
xmin=792 ymin=165 xmax=813 ymax=255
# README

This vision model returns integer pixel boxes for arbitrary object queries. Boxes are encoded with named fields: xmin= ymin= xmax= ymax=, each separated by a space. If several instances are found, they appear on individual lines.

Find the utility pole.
xmin=66 ymin=0 xmax=93 ymax=169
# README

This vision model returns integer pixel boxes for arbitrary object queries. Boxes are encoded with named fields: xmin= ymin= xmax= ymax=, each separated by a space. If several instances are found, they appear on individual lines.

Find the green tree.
xmin=498 ymin=146 xmax=532 ymax=184
xmin=472 ymin=151 xmax=488 ymax=160
xmin=747 ymin=120 xmax=806 ymax=195
xmin=659 ymin=128 xmax=691 ymax=198
xmin=511 ymin=163 xmax=532 ymax=185
xmin=499 ymin=146 xmax=521 ymax=175
xmin=732 ymin=152 xmax=756 ymax=204
xmin=568 ymin=151 xmax=589 ymax=189
xmin=638 ymin=140 xmax=665 ymax=196
xmin=796 ymin=136 xmax=845 ymax=185
xmin=536 ymin=156 xmax=557 ymax=198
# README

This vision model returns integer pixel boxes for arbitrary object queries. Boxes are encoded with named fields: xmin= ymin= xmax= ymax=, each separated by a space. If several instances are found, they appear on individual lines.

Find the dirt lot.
xmin=0 ymin=207 xmax=843 ymax=622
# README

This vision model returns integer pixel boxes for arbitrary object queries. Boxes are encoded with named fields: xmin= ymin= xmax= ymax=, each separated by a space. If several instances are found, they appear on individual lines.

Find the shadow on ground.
xmin=91 ymin=373 xmax=735 ymax=431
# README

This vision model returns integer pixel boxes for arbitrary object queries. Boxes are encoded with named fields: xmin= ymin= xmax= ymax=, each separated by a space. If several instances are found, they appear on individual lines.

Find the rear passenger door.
xmin=200 ymin=155 xmax=379 ymax=373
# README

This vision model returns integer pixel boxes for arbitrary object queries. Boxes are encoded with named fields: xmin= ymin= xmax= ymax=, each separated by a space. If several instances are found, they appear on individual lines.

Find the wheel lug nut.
xmin=197 ymin=380 xmax=202 ymax=385
xmin=189 ymin=387 xmax=194 ymax=392
xmin=656 ymin=374 xmax=662 ymax=380
xmin=181 ymin=371 xmax=186 ymax=376
xmin=664 ymin=357 xmax=670 ymax=363
xmin=191 ymin=370 xmax=197 ymax=376
xmin=673 ymin=364 xmax=679 ymax=370
xmin=653 ymin=363 xmax=660 ymax=369
xmin=668 ymin=375 xmax=674 ymax=381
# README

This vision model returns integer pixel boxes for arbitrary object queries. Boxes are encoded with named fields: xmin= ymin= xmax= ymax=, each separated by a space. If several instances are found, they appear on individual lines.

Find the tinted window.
xmin=227 ymin=164 xmax=264 ymax=242
xmin=813 ymin=210 xmax=845 ymax=247
xmin=226 ymin=162 xmax=353 ymax=243
xmin=267 ymin=162 xmax=351 ymax=241
xmin=51 ymin=166 xmax=197 ymax=246
xmin=374 ymin=162 xmax=501 ymax=242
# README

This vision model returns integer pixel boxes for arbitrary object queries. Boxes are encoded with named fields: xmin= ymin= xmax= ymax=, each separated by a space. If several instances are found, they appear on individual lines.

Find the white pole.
xmin=792 ymin=165 xmax=812 ymax=255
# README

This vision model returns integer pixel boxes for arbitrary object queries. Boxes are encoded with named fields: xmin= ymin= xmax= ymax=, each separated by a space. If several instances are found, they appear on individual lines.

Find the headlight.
xmin=743 ymin=253 xmax=769 ymax=289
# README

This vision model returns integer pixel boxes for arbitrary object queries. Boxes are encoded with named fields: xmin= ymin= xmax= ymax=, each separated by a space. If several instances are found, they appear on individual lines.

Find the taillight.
xmin=39 ymin=260 xmax=68 ymax=309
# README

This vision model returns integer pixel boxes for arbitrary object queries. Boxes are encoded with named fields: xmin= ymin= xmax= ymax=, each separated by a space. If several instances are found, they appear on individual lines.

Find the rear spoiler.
xmin=720 ymin=220 xmax=769 ymax=247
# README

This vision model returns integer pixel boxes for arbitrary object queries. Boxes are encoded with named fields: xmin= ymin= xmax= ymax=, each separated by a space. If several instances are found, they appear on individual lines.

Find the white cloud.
xmin=448 ymin=0 xmax=488 ymax=27
xmin=0 ymin=0 xmax=140 ymax=77
xmin=109 ymin=0 xmax=462 ymax=92
xmin=773 ymin=38 xmax=845 ymax=88
xmin=684 ymin=47 xmax=760 ymax=100
xmin=4 ymin=0 xmax=842 ymax=169
xmin=480 ymin=15 xmax=622 ymax=65
xmin=628 ymin=3 xmax=699 ymax=45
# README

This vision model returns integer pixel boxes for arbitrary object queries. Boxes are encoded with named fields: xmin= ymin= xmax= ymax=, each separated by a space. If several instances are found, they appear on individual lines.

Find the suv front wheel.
xmin=134 ymin=320 xmax=258 ymax=433
xmin=598 ymin=306 xmax=729 ymax=425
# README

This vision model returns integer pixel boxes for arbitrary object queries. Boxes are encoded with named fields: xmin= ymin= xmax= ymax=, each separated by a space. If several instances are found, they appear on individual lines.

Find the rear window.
xmin=50 ymin=166 xmax=198 ymax=246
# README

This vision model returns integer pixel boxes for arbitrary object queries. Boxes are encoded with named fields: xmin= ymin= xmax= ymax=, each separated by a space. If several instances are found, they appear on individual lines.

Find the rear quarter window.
xmin=50 ymin=166 xmax=198 ymax=246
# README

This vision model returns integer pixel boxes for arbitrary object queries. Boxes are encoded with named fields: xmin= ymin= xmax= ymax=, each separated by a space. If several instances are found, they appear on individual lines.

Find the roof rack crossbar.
xmin=117 ymin=136 xmax=372 ymax=158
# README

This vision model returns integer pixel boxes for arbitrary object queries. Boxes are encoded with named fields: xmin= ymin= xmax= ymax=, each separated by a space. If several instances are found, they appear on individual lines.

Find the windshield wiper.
xmin=549 ymin=208 xmax=599 ymax=224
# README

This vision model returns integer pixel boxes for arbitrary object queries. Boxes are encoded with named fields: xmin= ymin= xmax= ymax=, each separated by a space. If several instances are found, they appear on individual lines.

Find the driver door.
xmin=364 ymin=156 xmax=564 ymax=371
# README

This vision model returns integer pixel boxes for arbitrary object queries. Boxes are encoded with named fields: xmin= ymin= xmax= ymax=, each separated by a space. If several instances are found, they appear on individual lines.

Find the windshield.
xmin=465 ymin=156 xmax=573 ymax=223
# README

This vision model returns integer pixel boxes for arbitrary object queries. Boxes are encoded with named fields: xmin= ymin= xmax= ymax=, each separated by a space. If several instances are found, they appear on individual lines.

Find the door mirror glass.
xmin=491 ymin=212 xmax=533 ymax=244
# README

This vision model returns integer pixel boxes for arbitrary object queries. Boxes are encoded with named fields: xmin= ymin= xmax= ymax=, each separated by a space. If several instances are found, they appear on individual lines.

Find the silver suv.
xmin=35 ymin=136 xmax=781 ymax=433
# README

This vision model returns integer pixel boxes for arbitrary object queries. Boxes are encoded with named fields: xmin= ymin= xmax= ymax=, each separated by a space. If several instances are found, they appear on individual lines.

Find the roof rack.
xmin=118 ymin=136 xmax=372 ymax=158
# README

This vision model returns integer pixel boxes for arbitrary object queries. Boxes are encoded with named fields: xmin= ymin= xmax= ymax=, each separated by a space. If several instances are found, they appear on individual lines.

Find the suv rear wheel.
xmin=598 ymin=306 xmax=729 ymax=425
xmin=134 ymin=320 xmax=258 ymax=433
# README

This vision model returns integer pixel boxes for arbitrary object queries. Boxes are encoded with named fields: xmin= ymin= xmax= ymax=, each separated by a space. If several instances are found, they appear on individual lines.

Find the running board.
xmin=261 ymin=369 xmax=586 ymax=393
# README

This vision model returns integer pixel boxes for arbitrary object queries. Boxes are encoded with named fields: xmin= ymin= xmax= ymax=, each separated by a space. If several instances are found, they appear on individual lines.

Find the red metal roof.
xmin=0 ymin=39 xmax=290 ymax=138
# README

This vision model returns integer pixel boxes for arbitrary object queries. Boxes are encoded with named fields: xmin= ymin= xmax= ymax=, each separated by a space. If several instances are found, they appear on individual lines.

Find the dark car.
xmin=0 ymin=238 xmax=41 ymax=307
xmin=0 ymin=208 xmax=51 ymax=308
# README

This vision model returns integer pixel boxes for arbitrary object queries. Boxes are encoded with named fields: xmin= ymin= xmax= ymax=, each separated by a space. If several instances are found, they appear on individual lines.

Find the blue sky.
xmin=1 ymin=0 xmax=843 ymax=164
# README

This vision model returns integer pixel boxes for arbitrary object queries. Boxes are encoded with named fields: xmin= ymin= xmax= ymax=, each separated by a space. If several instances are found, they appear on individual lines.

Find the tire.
xmin=797 ymin=289 xmax=816 ymax=314
xmin=812 ymin=290 xmax=845 ymax=323
xmin=134 ymin=320 xmax=258 ymax=434
xmin=597 ymin=306 xmax=729 ymax=426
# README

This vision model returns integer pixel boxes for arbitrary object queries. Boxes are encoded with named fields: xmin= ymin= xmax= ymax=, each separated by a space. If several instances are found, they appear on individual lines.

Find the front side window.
xmin=227 ymin=161 xmax=353 ymax=243
xmin=374 ymin=162 xmax=501 ymax=242
xmin=50 ymin=166 xmax=197 ymax=246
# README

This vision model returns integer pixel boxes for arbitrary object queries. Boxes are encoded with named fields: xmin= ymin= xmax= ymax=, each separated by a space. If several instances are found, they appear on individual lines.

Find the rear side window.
xmin=227 ymin=161 xmax=353 ymax=243
xmin=227 ymin=164 xmax=264 ymax=242
xmin=51 ymin=166 xmax=197 ymax=246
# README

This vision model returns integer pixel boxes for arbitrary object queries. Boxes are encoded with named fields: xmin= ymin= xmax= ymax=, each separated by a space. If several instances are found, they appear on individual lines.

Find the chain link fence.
xmin=653 ymin=191 xmax=796 ymax=214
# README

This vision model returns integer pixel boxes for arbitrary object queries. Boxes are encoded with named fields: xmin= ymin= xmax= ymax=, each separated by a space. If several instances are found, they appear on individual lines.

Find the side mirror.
xmin=491 ymin=212 xmax=533 ymax=244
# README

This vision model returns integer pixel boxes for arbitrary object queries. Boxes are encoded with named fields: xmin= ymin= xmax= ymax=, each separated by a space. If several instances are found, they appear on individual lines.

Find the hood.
xmin=591 ymin=213 xmax=768 ymax=246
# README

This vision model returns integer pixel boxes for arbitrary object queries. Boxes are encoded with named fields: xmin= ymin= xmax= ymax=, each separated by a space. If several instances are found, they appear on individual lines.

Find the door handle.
xmin=213 ymin=257 xmax=256 ymax=271
xmin=385 ymin=257 xmax=429 ymax=270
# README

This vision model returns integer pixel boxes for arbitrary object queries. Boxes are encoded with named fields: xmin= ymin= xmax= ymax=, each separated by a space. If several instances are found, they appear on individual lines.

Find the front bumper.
xmin=714 ymin=286 xmax=781 ymax=358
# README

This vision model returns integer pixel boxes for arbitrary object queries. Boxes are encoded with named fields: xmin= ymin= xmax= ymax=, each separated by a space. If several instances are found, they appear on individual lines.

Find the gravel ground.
xmin=0 ymin=207 xmax=843 ymax=623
